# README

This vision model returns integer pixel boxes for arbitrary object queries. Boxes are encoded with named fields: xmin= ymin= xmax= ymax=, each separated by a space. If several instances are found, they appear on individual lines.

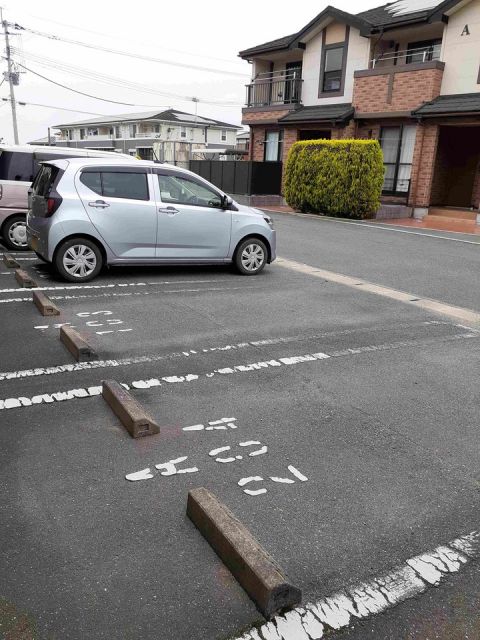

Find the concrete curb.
xmin=60 ymin=325 xmax=98 ymax=362
xmin=102 ymin=380 xmax=160 ymax=438
xmin=187 ymin=487 xmax=302 ymax=619
xmin=15 ymin=268 xmax=37 ymax=288
xmin=3 ymin=253 xmax=20 ymax=268
xmin=33 ymin=291 xmax=60 ymax=316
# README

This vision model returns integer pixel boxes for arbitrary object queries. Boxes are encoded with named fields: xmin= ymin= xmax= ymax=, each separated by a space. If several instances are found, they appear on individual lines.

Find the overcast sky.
xmin=1 ymin=0 xmax=382 ymax=144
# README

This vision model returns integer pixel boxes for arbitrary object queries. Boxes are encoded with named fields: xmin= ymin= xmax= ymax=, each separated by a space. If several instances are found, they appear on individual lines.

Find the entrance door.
xmin=153 ymin=170 xmax=231 ymax=259
xmin=438 ymin=127 xmax=480 ymax=208
xmin=75 ymin=167 xmax=157 ymax=258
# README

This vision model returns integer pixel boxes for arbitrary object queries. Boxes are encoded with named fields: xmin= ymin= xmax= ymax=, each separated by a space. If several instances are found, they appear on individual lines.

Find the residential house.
xmin=52 ymin=108 xmax=239 ymax=162
xmin=239 ymin=0 xmax=480 ymax=219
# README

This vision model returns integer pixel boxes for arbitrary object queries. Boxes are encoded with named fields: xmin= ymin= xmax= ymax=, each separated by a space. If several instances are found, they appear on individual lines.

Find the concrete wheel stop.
xmin=60 ymin=325 xmax=98 ymax=362
xmin=3 ymin=253 xmax=20 ymax=268
xmin=102 ymin=380 xmax=160 ymax=438
xmin=33 ymin=291 xmax=60 ymax=316
xmin=14 ymin=268 xmax=37 ymax=288
xmin=187 ymin=487 xmax=302 ymax=620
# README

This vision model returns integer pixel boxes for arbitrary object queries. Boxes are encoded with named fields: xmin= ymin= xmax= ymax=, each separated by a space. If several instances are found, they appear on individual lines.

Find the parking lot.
xmin=1 ymin=212 xmax=480 ymax=640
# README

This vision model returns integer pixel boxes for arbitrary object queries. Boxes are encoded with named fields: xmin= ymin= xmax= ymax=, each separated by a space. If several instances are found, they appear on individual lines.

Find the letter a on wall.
xmin=461 ymin=25 xmax=470 ymax=36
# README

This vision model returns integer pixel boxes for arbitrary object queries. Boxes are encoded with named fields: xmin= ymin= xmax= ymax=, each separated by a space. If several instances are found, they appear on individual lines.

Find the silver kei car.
xmin=27 ymin=158 xmax=276 ymax=282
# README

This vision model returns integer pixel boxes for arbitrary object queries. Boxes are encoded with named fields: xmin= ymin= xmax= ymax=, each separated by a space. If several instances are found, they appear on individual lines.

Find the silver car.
xmin=27 ymin=158 xmax=276 ymax=282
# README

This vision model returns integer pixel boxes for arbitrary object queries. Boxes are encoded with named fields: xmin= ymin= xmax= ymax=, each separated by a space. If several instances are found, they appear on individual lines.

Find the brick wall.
xmin=353 ymin=67 xmax=444 ymax=114
xmin=242 ymin=109 xmax=292 ymax=125
xmin=409 ymin=123 xmax=439 ymax=208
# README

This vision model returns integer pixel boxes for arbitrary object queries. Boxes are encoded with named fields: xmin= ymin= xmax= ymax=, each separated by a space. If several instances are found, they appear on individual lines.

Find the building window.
xmin=129 ymin=124 xmax=137 ymax=138
xmin=380 ymin=125 xmax=417 ymax=195
xmin=80 ymin=129 xmax=85 ymax=140
xmin=181 ymin=126 xmax=187 ymax=138
xmin=115 ymin=126 xmax=121 ymax=139
xmin=406 ymin=39 xmax=442 ymax=65
xmin=67 ymin=130 xmax=73 ymax=140
xmin=154 ymin=124 xmax=160 ymax=134
xmin=221 ymin=129 xmax=227 ymax=142
xmin=264 ymin=130 xmax=283 ymax=162
xmin=322 ymin=46 xmax=344 ymax=92
xmin=137 ymin=147 xmax=153 ymax=161
xmin=87 ymin=128 xmax=98 ymax=137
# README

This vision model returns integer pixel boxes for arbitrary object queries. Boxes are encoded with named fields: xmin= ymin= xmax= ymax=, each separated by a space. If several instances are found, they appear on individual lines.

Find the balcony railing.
xmin=246 ymin=70 xmax=303 ymax=108
xmin=372 ymin=43 xmax=441 ymax=69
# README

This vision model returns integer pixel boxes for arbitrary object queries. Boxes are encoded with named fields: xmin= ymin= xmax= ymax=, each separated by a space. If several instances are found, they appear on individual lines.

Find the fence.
xmin=188 ymin=161 xmax=283 ymax=196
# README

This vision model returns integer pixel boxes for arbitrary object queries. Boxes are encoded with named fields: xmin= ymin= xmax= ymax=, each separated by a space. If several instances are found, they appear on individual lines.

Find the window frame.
xmin=154 ymin=169 xmax=225 ymax=209
xmin=221 ymin=129 xmax=227 ymax=142
xmin=264 ymin=129 xmax=284 ymax=162
xmin=379 ymin=125 xmax=416 ymax=197
xmin=406 ymin=39 xmax=442 ymax=65
xmin=318 ymin=26 xmax=350 ymax=99
xmin=180 ymin=126 xmax=187 ymax=139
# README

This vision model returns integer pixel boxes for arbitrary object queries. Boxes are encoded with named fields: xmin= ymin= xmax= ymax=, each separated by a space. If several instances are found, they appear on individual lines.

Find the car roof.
xmin=0 ymin=144 xmax=129 ymax=157
xmin=44 ymin=157 xmax=156 ymax=168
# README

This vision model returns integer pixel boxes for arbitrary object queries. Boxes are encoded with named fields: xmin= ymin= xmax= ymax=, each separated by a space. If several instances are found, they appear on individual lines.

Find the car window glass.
xmin=101 ymin=172 xmax=149 ymax=200
xmin=80 ymin=171 xmax=102 ymax=195
xmin=0 ymin=151 xmax=34 ymax=181
xmin=33 ymin=166 xmax=58 ymax=197
xmin=157 ymin=174 xmax=222 ymax=208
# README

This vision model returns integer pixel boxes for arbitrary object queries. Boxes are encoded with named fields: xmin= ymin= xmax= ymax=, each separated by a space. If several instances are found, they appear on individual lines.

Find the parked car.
xmin=0 ymin=145 xmax=131 ymax=251
xmin=27 ymin=158 xmax=276 ymax=281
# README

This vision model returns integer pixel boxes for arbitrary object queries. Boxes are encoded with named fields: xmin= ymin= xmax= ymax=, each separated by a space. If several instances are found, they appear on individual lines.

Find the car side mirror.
xmin=221 ymin=194 xmax=233 ymax=210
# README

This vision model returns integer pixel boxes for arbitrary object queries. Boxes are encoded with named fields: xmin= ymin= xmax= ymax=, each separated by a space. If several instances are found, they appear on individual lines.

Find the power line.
xmin=1 ymin=97 xmax=107 ymax=115
xmin=11 ymin=49 xmax=244 ymax=107
xmin=19 ymin=24 xmax=249 ymax=78
xmin=11 ymin=8 xmax=246 ymax=68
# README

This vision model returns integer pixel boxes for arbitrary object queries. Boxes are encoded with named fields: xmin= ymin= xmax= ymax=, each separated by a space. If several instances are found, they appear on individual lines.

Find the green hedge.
xmin=284 ymin=139 xmax=384 ymax=219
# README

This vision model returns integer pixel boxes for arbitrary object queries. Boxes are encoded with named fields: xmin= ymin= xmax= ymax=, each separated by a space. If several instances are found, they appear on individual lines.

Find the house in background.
xmin=51 ymin=108 xmax=239 ymax=162
xmin=240 ymin=0 xmax=480 ymax=220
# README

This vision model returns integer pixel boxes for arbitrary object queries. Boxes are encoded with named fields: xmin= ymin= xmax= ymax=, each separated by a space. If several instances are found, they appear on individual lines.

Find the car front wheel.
xmin=55 ymin=238 xmax=103 ymax=283
xmin=3 ymin=215 xmax=28 ymax=251
xmin=234 ymin=238 xmax=267 ymax=275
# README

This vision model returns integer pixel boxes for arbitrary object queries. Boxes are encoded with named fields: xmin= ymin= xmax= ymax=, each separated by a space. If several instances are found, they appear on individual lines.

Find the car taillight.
xmin=46 ymin=195 xmax=62 ymax=217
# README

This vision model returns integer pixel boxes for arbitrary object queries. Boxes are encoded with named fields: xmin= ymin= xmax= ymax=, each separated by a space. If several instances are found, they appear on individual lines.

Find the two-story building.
xmin=240 ymin=0 xmax=480 ymax=219
xmin=51 ymin=108 xmax=239 ymax=162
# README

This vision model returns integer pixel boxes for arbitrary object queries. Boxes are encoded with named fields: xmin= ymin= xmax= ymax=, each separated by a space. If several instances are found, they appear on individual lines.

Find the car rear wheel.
xmin=55 ymin=238 xmax=103 ymax=283
xmin=234 ymin=238 xmax=267 ymax=275
xmin=3 ymin=215 xmax=28 ymax=251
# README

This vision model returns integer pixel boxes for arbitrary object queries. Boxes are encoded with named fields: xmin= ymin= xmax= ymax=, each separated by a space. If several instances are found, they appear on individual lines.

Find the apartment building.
xmin=240 ymin=0 xmax=480 ymax=218
xmin=52 ymin=108 xmax=239 ymax=161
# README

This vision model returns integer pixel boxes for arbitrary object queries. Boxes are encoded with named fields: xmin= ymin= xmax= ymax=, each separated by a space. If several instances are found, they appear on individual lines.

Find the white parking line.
xmin=0 ymin=279 xmax=229 ymax=295
xmin=267 ymin=211 xmax=480 ymax=245
xmin=0 ymin=320 xmax=458 ymax=382
xmin=277 ymin=257 xmax=480 ymax=325
xmin=236 ymin=532 xmax=480 ymax=640
xmin=0 ymin=330 xmax=476 ymax=410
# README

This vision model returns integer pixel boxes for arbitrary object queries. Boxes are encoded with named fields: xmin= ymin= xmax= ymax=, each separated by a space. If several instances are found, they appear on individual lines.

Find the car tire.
xmin=2 ymin=215 xmax=28 ymax=251
xmin=54 ymin=238 xmax=103 ymax=283
xmin=234 ymin=238 xmax=267 ymax=276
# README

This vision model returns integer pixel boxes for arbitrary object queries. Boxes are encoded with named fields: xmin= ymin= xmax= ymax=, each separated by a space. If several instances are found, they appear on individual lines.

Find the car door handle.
xmin=158 ymin=206 xmax=179 ymax=215
xmin=88 ymin=200 xmax=110 ymax=209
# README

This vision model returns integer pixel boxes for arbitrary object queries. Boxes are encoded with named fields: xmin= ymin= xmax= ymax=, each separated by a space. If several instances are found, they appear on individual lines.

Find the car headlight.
xmin=263 ymin=215 xmax=274 ymax=228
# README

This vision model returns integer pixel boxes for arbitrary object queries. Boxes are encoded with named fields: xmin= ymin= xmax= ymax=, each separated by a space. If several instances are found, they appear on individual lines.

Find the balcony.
xmin=245 ymin=70 xmax=303 ymax=108
xmin=354 ymin=45 xmax=445 ymax=115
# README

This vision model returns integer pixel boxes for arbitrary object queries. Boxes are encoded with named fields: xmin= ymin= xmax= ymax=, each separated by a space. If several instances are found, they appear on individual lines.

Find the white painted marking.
xmin=288 ymin=466 xmax=308 ymax=482
xmin=277 ymin=257 xmax=480 ymax=325
xmin=1 ymin=331 xmax=477 ymax=410
xmin=238 ymin=476 xmax=263 ymax=487
xmin=239 ymin=441 xmax=261 ymax=447
xmin=269 ymin=477 xmax=295 ymax=484
xmin=270 ymin=210 xmax=480 ymax=245
xmin=209 ymin=446 xmax=231 ymax=456
xmin=244 ymin=488 xmax=267 ymax=497
xmin=183 ymin=424 xmax=205 ymax=431
xmin=125 ymin=468 xmax=153 ymax=482
xmin=235 ymin=531 xmax=480 ymax=640
xmin=249 ymin=446 xmax=268 ymax=457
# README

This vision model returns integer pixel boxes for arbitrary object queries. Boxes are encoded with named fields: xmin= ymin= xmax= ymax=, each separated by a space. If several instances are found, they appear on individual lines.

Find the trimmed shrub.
xmin=284 ymin=139 xmax=384 ymax=219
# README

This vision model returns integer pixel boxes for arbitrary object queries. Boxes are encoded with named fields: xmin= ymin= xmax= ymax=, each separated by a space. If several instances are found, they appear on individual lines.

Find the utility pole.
xmin=1 ymin=8 xmax=19 ymax=144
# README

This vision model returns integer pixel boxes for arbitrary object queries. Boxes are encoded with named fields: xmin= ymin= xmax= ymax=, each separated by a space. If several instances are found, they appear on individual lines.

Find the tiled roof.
xmin=55 ymin=108 xmax=239 ymax=129
xmin=413 ymin=93 xmax=480 ymax=116
xmin=279 ymin=103 xmax=354 ymax=124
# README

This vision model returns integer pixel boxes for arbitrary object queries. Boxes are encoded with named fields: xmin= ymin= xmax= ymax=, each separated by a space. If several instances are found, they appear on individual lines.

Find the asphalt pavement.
xmin=0 ymin=217 xmax=479 ymax=640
